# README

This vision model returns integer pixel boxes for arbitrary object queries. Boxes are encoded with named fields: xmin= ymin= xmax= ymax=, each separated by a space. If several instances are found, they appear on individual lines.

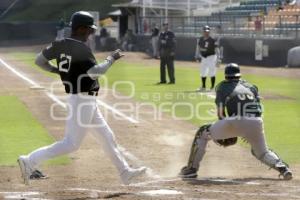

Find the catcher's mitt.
xmin=215 ymin=137 xmax=238 ymax=147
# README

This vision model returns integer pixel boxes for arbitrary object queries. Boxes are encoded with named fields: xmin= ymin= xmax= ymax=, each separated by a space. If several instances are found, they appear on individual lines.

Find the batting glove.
xmin=111 ymin=49 xmax=124 ymax=60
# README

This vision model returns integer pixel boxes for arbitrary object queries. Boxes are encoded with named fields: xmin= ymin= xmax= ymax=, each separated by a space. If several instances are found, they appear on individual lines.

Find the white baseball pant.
xmin=27 ymin=94 xmax=130 ymax=174
xmin=151 ymin=36 xmax=159 ymax=57
xmin=200 ymin=54 xmax=217 ymax=77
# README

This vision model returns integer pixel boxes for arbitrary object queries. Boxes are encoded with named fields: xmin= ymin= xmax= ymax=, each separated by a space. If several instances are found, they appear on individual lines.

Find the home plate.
xmin=140 ymin=189 xmax=183 ymax=196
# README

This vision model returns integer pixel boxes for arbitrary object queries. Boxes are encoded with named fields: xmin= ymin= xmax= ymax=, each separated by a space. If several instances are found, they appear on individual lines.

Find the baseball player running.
xmin=179 ymin=63 xmax=293 ymax=180
xmin=18 ymin=11 xmax=146 ymax=185
xmin=195 ymin=25 xmax=218 ymax=92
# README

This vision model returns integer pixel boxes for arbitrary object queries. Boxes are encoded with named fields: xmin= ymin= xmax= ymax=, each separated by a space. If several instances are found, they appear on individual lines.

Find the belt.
xmin=202 ymin=54 xmax=215 ymax=58
xmin=227 ymin=114 xmax=261 ymax=119
xmin=80 ymin=91 xmax=98 ymax=96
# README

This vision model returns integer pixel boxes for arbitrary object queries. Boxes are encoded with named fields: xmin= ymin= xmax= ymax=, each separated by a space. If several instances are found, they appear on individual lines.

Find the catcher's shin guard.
xmin=252 ymin=149 xmax=293 ymax=180
xmin=187 ymin=124 xmax=211 ymax=169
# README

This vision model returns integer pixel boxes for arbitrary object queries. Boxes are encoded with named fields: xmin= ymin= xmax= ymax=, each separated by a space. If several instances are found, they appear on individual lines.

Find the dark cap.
xmin=70 ymin=11 xmax=97 ymax=30
xmin=225 ymin=63 xmax=241 ymax=78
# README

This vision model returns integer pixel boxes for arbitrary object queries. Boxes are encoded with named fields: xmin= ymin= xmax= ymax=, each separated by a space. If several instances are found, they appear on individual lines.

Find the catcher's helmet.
xmin=225 ymin=63 xmax=241 ymax=78
xmin=203 ymin=25 xmax=210 ymax=32
xmin=70 ymin=11 xmax=97 ymax=30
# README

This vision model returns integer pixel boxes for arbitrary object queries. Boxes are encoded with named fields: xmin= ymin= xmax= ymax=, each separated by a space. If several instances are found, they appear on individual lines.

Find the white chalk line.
xmin=96 ymin=99 xmax=138 ymax=123
xmin=45 ymin=91 xmax=67 ymax=109
xmin=203 ymin=92 xmax=216 ymax=99
xmin=0 ymin=57 xmax=157 ymax=176
xmin=0 ymin=191 xmax=48 ymax=200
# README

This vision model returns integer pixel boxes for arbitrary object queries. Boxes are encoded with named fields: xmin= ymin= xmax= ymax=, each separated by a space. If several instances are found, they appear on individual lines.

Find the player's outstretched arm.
xmin=217 ymin=106 xmax=226 ymax=120
xmin=87 ymin=49 xmax=124 ymax=80
xmin=35 ymin=52 xmax=59 ymax=74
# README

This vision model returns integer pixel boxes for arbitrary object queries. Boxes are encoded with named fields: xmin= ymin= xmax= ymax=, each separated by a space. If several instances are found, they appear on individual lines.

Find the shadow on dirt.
xmin=184 ymin=177 xmax=283 ymax=186
xmin=104 ymin=192 xmax=133 ymax=199
xmin=233 ymin=177 xmax=287 ymax=182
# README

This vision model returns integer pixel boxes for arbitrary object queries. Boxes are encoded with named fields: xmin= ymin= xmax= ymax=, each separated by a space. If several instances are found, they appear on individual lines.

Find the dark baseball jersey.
xmin=198 ymin=36 xmax=217 ymax=58
xmin=42 ymin=38 xmax=99 ymax=94
xmin=159 ymin=31 xmax=176 ymax=57
xmin=215 ymin=79 xmax=262 ymax=117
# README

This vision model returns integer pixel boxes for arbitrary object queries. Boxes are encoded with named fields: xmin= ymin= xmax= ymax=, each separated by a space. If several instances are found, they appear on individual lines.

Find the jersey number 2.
xmin=58 ymin=54 xmax=72 ymax=73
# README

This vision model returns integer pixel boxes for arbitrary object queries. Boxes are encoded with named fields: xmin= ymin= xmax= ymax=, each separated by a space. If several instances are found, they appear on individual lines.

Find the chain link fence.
xmin=139 ymin=15 xmax=300 ymax=39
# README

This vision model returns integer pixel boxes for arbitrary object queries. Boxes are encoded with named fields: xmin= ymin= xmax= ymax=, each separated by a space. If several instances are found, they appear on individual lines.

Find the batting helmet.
xmin=225 ymin=63 xmax=241 ymax=78
xmin=203 ymin=25 xmax=210 ymax=32
xmin=70 ymin=11 xmax=97 ymax=30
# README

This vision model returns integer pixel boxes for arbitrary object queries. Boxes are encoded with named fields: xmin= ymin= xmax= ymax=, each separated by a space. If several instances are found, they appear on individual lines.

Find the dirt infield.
xmin=0 ymin=49 xmax=299 ymax=200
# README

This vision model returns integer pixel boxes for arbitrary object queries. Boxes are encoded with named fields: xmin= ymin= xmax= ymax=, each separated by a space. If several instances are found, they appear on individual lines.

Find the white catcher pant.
xmin=200 ymin=55 xmax=217 ymax=77
xmin=191 ymin=117 xmax=268 ymax=169
xmin=27 ymin=94 xmax=130 ymax=174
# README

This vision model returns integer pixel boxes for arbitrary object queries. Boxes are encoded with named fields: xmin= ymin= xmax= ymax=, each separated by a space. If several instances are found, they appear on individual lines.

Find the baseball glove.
xmin=215 ymin=137 xmax=238 ymax=147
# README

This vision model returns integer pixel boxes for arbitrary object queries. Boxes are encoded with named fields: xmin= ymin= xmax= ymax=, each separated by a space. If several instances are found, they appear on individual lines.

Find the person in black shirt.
xmin=17 ymin=11 xmax=146 ymax=186
xmin=195 ymin=25 xmax=218 ymax=91
xmin=158 ymin=22 xmax=176 ymax=84
xmin=99 ymin=27 xmax=109 ymax=50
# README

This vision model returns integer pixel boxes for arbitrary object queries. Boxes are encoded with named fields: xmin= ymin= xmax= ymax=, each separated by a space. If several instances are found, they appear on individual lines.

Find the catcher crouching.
xmin=179 ymin=63 xmax=293 ymax=180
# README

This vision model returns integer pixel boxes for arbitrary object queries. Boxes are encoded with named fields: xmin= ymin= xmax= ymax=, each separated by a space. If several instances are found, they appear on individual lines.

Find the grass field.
xmin=0 ymin=96 xmax=68 ymax=166
xmin=3 ymin=52 xmax=300 ymax=164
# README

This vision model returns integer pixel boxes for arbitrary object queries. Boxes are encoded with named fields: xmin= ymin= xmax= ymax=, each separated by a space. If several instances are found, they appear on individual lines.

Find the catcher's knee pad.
xmin=252 ymin=149 xmax=288 ymax=170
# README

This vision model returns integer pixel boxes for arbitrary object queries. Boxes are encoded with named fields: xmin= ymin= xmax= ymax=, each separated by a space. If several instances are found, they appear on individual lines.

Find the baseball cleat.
xmin=121 ymin=167 xmax=147 ymax=185
xmin=275 ymin=161 xmax=293 ymax=180
xmin=178 ymin=166 xmax=198 ymax=179
xmin=278 ymin=167 xmax=293 ymax=180
xmin=156 ymin=81 xmax=166 ymax=85
xmin=208 ymin=87 xmax=215 ymax=92
xmin=30 ymin=170 xmax=48 ymax=180
xmin=17 ymin=156 xmax=33 ymax=185
xmin=196 ymin=87 xmax=206 ymax=92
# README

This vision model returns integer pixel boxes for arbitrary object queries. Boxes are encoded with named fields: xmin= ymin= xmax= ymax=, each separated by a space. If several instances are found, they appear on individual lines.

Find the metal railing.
xmin=139 ymin=15 xmax=300 ymax=39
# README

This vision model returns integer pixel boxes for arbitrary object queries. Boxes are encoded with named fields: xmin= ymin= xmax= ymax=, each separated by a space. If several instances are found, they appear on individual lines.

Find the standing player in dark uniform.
xmin=179 ymin=63 xmax=293 ymax=180
xmin=195 ymin=25 xmax=218 ymax=91
xmin=18 ymin=11 xmax=146 ymax=185
xmin=158 ymin=22 xmax=176 ymax=84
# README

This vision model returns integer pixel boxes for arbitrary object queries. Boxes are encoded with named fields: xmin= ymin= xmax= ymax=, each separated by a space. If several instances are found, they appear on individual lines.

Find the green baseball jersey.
xmin=215 ymin=79 xmax=262 ymax=117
